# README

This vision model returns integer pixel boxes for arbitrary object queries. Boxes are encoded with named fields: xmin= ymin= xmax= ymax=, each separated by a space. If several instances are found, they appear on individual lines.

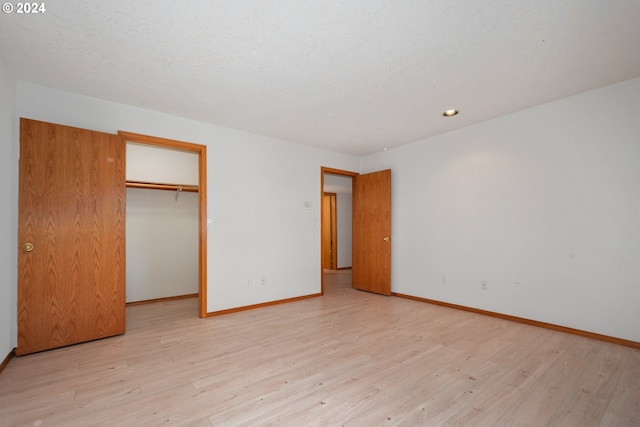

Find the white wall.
xmin=126 ymin=142 xmax=199 ymax=185
xmin=0 ymin=58 xmax=17 ymax=357
xmin=361 ymin=77 xmax=640 ymax=342
xmin=16 ymin=82 xmax=360 ymax=313
xmin=336 ymin=192 xmax=352 ymax=268
xmin=126 ymin=188 xmax=199 ymax=302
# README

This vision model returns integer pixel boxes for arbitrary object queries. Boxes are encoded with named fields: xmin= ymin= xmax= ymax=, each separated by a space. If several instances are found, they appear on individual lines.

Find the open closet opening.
xmin=120 ymin=131 xmax=207 ymax=318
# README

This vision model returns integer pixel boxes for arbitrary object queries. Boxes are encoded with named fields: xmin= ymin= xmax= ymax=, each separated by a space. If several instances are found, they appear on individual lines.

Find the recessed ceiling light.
xmin=443 ymin=109 xmax=459 ymax=117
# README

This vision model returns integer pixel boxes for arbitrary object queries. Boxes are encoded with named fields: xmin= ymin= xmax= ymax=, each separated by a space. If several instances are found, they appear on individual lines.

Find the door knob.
xmin=383 ymin=236 xmax=389 ymax=242
xmin=23 ymin=242 xmax=34 ymax=252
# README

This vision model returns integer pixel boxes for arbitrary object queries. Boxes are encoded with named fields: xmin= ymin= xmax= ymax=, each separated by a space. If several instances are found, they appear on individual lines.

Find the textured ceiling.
xmin=2 ymin=0 xmax=640 ymax=156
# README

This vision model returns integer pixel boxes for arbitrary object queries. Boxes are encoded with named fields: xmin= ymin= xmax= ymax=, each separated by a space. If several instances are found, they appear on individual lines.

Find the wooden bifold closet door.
xmin=17 ymin=118 xmax=126 ymax=355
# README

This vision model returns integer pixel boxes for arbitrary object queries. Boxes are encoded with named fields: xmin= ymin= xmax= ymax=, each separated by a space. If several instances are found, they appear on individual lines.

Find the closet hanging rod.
xmin=125 ymin=181 xmax=199 ymax=193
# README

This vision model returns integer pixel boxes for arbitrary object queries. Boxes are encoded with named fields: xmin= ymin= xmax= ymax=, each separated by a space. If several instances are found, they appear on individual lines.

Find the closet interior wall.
xmin=125 ymin=142 xmax=199 ymax=303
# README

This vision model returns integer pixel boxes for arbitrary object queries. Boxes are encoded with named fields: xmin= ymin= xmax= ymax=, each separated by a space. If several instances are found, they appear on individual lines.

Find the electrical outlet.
xmin=481 ymin=280 xmax=488 ymax=290
xmin=261 ymin=276 xmax=266 ymax=286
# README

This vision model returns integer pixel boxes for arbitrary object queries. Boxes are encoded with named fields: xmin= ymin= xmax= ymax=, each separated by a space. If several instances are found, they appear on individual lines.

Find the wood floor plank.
xmin=601 ymin=386 xmax=640 ymax=426
xmin=0 ymin=269 xmax=638 ymax=426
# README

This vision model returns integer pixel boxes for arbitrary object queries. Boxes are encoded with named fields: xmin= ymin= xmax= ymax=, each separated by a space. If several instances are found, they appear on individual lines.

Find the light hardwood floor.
xmin=1 ymin=270 xmax=638 ymax=426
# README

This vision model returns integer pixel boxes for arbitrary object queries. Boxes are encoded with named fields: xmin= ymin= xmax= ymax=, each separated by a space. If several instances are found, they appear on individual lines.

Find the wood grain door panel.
xmin=17 ymin=118 xmax=126 ymax=355
xmin=321 ymin=193 xmax=337 ymax=270
xmin=352 ymin=169 xmax=391 ymax=295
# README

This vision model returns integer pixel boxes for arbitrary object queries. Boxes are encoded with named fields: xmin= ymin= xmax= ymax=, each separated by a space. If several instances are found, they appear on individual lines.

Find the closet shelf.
xmin=126 ymin=181 xmax=199 ymax=193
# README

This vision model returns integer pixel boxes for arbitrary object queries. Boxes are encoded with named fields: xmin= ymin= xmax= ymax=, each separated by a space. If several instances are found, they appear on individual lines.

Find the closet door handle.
xmin=23 ymin=242 xmax=34 ymax=253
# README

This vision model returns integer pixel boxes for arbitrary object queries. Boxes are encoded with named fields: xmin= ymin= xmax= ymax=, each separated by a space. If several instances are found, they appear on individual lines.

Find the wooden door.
xmin=17 ymin=118 xmax=126 ymax=355
xmin=352 ymin=169 xmax=391 ymax=295
xmin=321 ymin=193 xmax=337 ymax=269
